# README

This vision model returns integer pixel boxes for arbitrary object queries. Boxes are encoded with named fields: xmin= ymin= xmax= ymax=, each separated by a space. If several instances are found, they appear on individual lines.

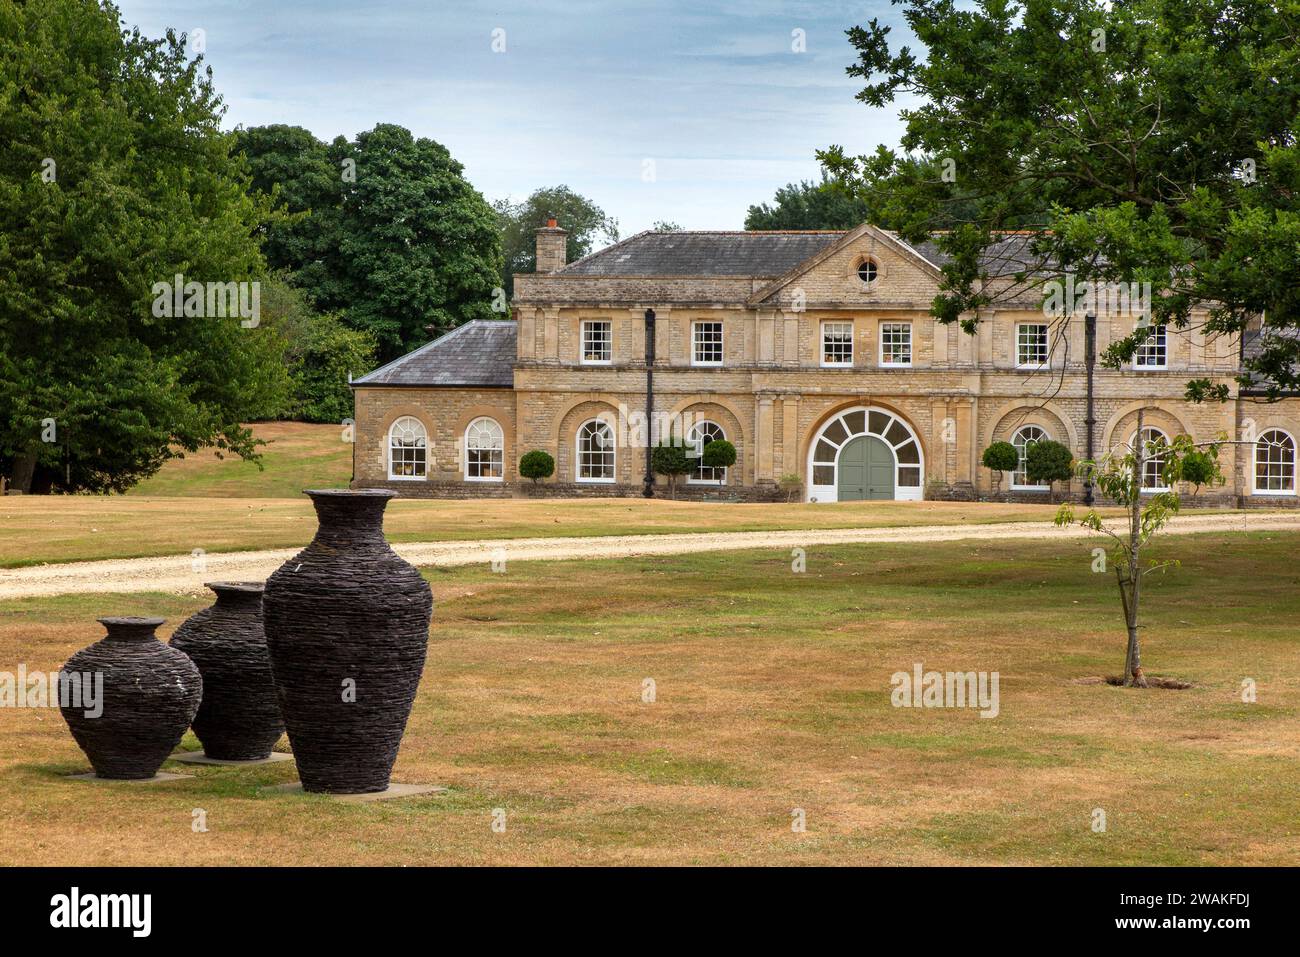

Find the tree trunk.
xmin=1124 ymin=411 xmax=1148 ymax=688
xmin=7 ymin=448 xmax=38 ymax=494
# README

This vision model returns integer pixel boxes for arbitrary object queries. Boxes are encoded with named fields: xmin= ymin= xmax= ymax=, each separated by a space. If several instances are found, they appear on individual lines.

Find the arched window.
xmin=576 ymin=419 xmax=615 ymax=483
xmin=388 ymin=416 xmax=427 ymax=480
xmin=1255 ymin=429 xmax=1296 ymax=495
xmin=687 ymin=421 xmax=728 ymax=485
xmin=1011 ymin=426 xmax=1049 ymax=489
xmin=1131 ymin=427 xmax=1170 ymax=491
xmin=464 ymin=417 xmax=504 ymax=481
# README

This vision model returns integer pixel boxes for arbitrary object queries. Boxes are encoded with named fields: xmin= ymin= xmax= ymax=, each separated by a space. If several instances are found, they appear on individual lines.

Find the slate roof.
xmin=559 ymin=230 xmax=847 ymax=277
xmin=352 ymin=319 xmax=516 ymax=388
xmin=912 ymin=233 xmax=1047 ymax=275
xmin=558 ymin=229 xmax=1048 ymax=278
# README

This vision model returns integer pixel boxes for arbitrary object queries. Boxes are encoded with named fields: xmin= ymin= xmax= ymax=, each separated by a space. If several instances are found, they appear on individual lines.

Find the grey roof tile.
xmin=352 ymin=319 xmax=516 ymax=387
xmin=559 ymin=230 xmax=848 ymax=277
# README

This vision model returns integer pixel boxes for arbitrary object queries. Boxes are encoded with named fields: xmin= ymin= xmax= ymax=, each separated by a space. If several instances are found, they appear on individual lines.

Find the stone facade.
xmin=351 ymin=224 xmax=1299 ymax=506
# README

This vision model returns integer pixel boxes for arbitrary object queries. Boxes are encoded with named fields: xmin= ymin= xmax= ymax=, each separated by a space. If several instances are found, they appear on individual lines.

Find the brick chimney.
xmin=535 ymin=216 xmax=568 ymax=273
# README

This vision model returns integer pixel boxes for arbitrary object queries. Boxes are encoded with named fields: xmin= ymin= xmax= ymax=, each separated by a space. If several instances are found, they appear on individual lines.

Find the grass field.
xmin=0 ymin=496 xmax=1101 ymax=568
xmin=128 ymin=422 xmax=353 ymax=498
xmin=2 ymin=530 xmax=1296 ymax=865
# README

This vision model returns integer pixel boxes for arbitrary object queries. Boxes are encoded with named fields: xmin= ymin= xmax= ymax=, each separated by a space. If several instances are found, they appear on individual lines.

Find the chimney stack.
xmin=535 ymin=216 xmax=568 ymax=273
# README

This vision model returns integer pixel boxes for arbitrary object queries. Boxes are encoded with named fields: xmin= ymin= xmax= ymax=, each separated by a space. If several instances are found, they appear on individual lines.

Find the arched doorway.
xmin=837 ymin=434 xmax=895 ymax=500
xmin=806 ymin=406 xmax=924 ymax=502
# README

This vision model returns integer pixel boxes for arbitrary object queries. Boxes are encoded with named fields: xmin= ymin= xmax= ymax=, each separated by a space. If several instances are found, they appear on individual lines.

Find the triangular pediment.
xmin=747 ymin=224 xmax=944 ymax=308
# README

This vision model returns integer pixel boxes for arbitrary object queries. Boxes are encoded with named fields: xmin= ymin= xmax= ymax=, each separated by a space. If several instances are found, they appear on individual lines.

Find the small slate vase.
xmin=60 ymin=617 xmax=203 ymax=780
xmin=170 ymin=581 xmax=284 ymax=760
xmin=263 ymin=489 xmax=433 ymax=793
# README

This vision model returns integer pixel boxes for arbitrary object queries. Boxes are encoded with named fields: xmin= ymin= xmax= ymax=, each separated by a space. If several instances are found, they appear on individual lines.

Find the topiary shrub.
xmin=1025 ymin=439 xmax=1074 ymax=497
xmin=702 ymin=439 xmax=736 ymax=470
xmin=982 ymin=441 xmax=1018 ymax=493
xmin=651 ymin=443 xmax=692 ymax=498
xmin=1177 ymin=449 xmax=1217 ymax=496
xmin=518 ymin=450 xmax=555 ymax=484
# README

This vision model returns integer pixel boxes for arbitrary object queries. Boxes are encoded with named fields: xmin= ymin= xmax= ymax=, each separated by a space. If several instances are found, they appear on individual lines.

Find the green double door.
xmin=837 ymin=435 xmax=895 ymax=501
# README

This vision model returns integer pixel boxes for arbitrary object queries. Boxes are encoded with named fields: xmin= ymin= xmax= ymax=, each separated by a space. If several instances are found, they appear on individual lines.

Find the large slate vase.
xmin=170 ymin=581 xmax=283 ymax=761
xmin=60 ymin=617 xmax=203 ymax=780
xmin=262 ymin=489 xmax=432 ymax=793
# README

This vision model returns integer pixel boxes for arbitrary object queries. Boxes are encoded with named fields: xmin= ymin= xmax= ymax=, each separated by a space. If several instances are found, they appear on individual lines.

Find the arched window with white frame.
xmin=464 ymin=417 xmax=504 ymax=481
xmin=1255 ymin=429 xmax=1296 ymax=495
xmin=576 ymin=418 xmax=615 ymax=483
xmin=388 ymin=416 xmax=427 ymax=480
xmin=1131 ymin=426 xmax=1170 ymax=491
xmin=1011 ymin=425 xmax=1050 ymax=490
xmin=687 ymin=420 xmax=728 ymax=485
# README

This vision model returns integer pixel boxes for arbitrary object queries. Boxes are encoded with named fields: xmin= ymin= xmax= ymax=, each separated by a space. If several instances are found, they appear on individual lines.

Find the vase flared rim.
xmin=304 ymin=488 xmax=397 ymax=499
xmin=97 ymin=616 xmax=165 ymax=628
xmin=206 ymin=580 xmax=264 ymax=595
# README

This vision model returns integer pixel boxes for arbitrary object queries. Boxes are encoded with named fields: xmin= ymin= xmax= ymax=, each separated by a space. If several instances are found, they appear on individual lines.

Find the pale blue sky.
xmin=116 ymin=0 xmax=914 ymax=235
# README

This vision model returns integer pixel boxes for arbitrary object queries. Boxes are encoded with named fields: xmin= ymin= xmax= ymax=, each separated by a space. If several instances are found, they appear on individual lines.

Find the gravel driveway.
xmin=1 ymin=511 xmax=1294 ymax=599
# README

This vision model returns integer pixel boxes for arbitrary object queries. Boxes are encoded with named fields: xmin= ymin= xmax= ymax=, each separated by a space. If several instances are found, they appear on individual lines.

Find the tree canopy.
xmin=819 ymin=0 xmax=1300 ymax=397
xmin=0 ymin=0 xmax=288 ymax=493
xmin=494 ymin=186 xmax=619 ymax=296
xmin=744 ymin=176 xmax=876 ymax=230
xmin=238 ymin=123 xmax=502 ymax=362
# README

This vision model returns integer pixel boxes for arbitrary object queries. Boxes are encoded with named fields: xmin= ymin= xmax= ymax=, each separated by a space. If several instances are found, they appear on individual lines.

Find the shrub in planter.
xmin=519 ymin=450 xmax=555 ymax=484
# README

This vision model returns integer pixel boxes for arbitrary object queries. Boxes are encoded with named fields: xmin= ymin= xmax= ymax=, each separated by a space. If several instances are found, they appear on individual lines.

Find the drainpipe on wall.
xmin=643 ymin=308 xmax=657 ymax=498
xmin=1084 ymin=311 xmax=1097 ymax=506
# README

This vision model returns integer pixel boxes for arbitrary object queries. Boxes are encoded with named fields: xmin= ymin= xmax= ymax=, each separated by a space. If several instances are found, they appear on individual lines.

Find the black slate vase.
xmin=262 ymin=489 xmax=432 ymax=793
xmin=60 ymin=617 xmax=203 ymax=780
xmin=170 ymin=581 xmax=284 ymax=760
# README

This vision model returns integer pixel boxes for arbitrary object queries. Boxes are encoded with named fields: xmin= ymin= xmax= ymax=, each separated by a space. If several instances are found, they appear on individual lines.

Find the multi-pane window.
xmin=581 ymin=320 xmax=612 ymax=364
xmin=464 ymin=417 xmax=504 ymax=481
xmin=687 ymin=421 xmax=727 ymax=484
xmin=388 ymin=416 xmax=427 ymax=480
xmin=1133 ymin=324 xmax=1167 ymax=368
xmin=821 ymin=321 xmax=854 ymax=366
xmin=1255 ymin=430 xmax=1296 ymax=494
xmin=858 ymin=259 xmax=878 ymax=285
xmin=1011 ymin=425 xmax=1049 ymax=489
xmin=1016 ymin=323 xmax=1049 ymax=368
xmin=880 ymin=322 xmax=912 ymax=366
xmin=576 ymin=419 xmax=615 ymax=482
xmin=692 ymin=321 xmax=723 ymax=366
xmin=1133 ymin=427 xmax=1170 ymax=490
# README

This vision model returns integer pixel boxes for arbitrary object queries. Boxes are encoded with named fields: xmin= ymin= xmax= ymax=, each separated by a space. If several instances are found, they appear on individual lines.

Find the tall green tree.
xmin=494 ymin=186 xmax=619 ymax=296
xmin=819 ymin=0 xmax=1300 ymax=395
xmin=0 ymin=0 xmax=288 ymax=493
xmin=238 ymin=123 xmax=502 ymax=362
xmin=744 ymin=176 xmax=876 ymax=230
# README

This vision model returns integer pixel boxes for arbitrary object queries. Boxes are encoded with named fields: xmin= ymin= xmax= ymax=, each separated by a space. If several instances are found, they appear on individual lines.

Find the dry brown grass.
xmin=1 ymin=529 xmax=1297 ymax=865
xmin=0 ymin=496 xmax=1095 ymax=568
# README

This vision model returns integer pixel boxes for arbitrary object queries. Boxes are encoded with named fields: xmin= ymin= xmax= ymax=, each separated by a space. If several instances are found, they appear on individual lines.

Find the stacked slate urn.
xmin=60 ymin=617 xmax=203 ymax=779
xmin=262 ymin=489 xmax=433 ymax=793
xmin=170 ymin=581 xmax=284 ymax=761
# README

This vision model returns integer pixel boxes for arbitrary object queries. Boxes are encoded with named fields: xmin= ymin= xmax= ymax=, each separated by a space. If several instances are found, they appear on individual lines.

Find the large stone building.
xmin=350 ymin=222 xmax=1298 ymax=505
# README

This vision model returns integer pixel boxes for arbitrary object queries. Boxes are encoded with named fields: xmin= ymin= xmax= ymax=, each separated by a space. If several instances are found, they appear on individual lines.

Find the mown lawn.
xmin=1 ymin=531 xmax=1296 ymax=865
xmin=0 ymin=496 xmax=1094 ymax=568
xmin=127 ymin=422 xmax=353 ymax=499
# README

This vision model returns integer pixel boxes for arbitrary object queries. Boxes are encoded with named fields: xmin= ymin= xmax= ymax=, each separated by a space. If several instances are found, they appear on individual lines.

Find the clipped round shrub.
xmin=518 ymin=450 xmax=555 ymax=484
xmin=651 ymin=443 xmax=692 ymax=477
xmin=701 ymin=439 xmax=737 ymax=469
xmin=1025 ymin=439 xmax=1074 ymax=486
xmin=1179 ymin=450 xmax=1217 ymax=492
xmin=982 ymin=441 xmax=1019 ymax=475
